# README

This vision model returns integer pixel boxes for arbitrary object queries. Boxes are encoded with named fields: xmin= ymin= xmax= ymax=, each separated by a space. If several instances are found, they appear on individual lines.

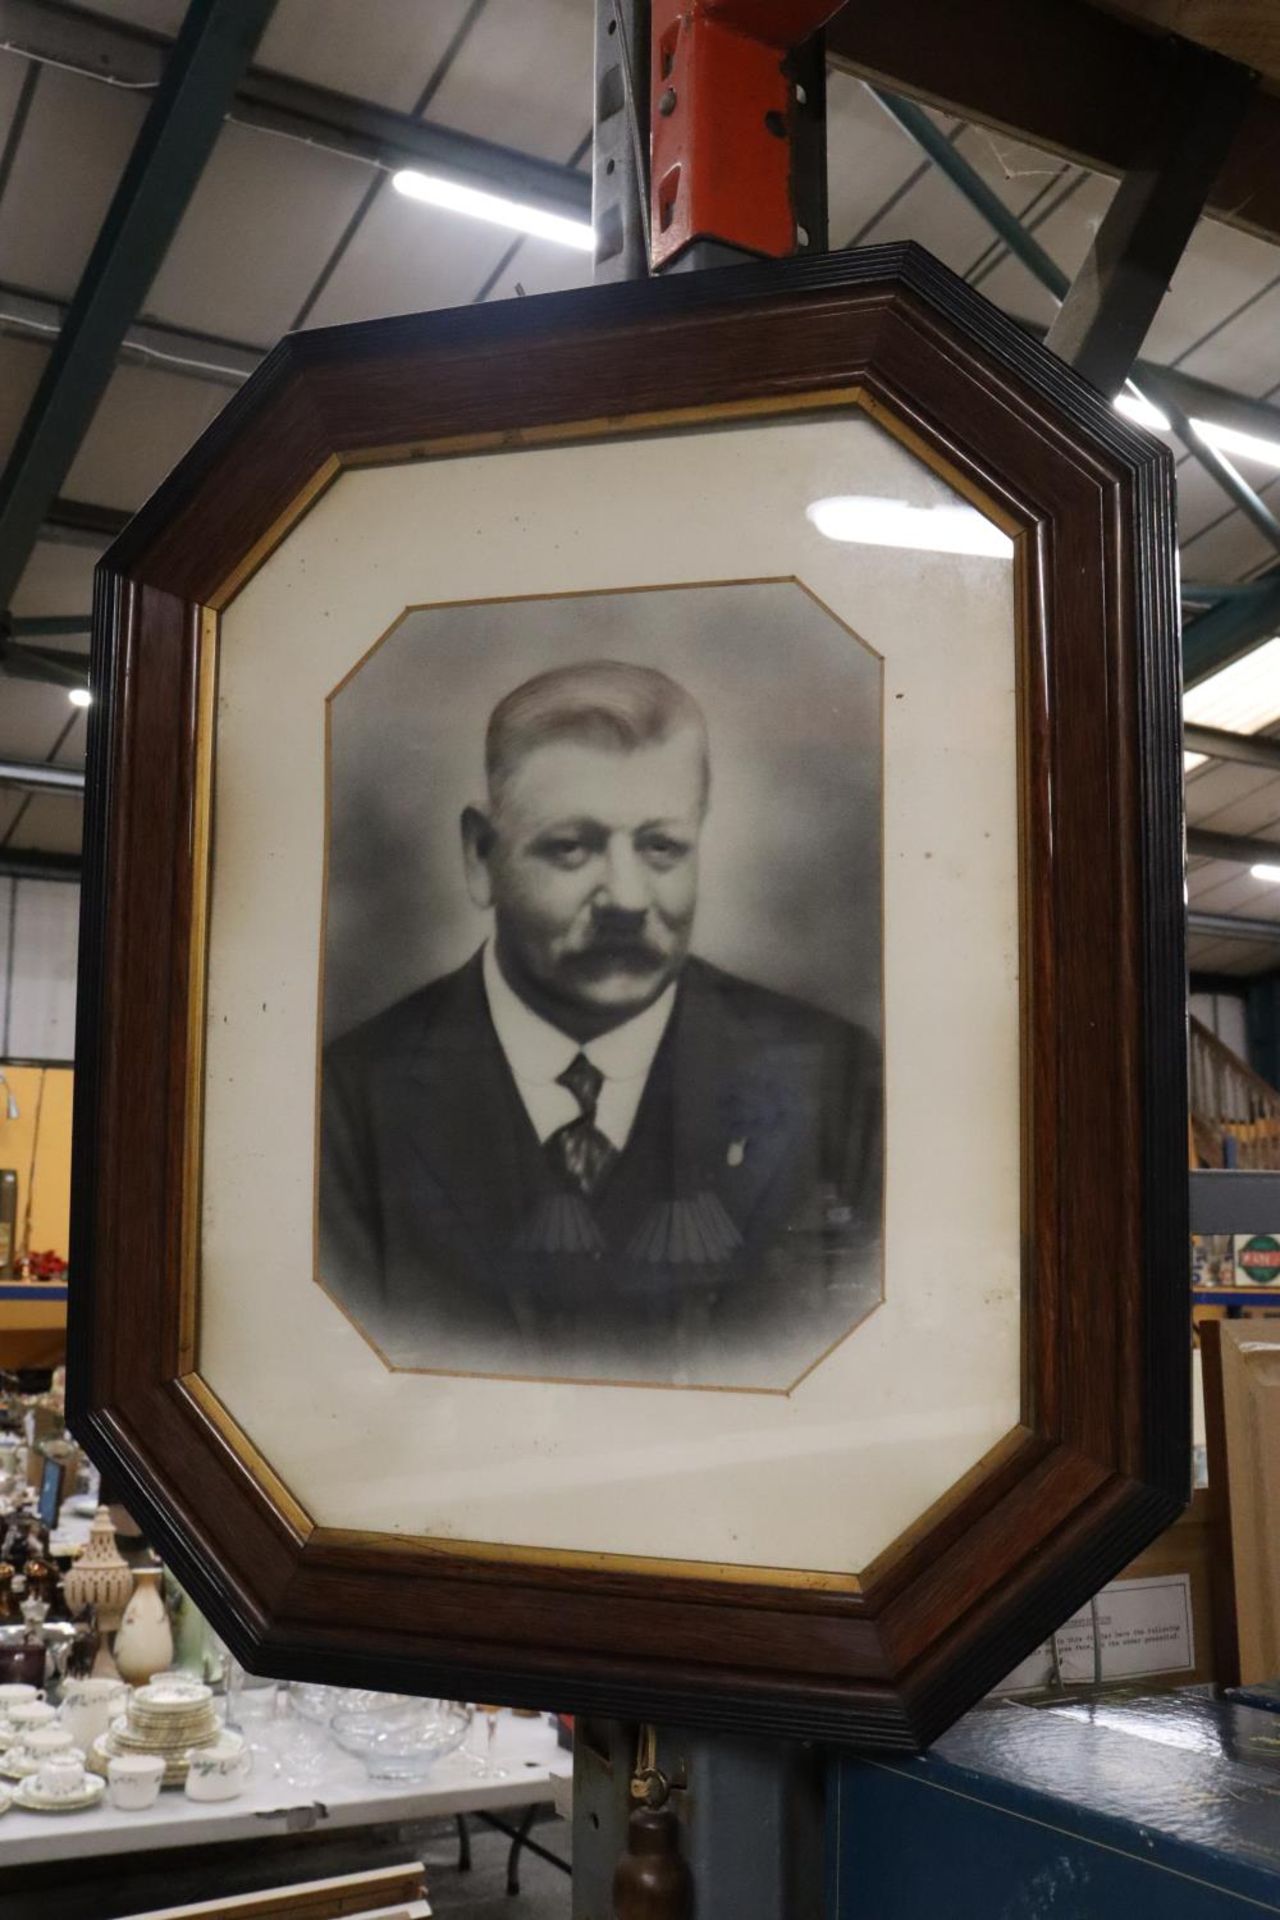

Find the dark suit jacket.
xmin=319 ymin=952 xmax=881 ymax=1381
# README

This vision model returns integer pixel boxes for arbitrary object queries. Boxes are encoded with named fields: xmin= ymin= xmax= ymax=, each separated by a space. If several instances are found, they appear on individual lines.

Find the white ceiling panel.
xmin=0 ymin=66 xmax=146 ymax=301
xmin=1144 ymin=217 xmax=1280 ymax=371
xmin=0 ymin=337 xmax=49 ymax=460
xmin=257 ymin=0 xmax=479 ymax=112
xmin=1188 ymin=936 xmax=1269 ymax=975
xmin=4 ymin=793 xmax=83 ymax=855
xmin=1186 ymin=760 xmax=1275 ymax=822
xmin=480 ymin=234 xmax=592 ymax=304
xmin=849 ymin=114 xmax=1058 ymax=315
xmin=428 ymin=0 xmax=593 ymax=162
xmin=84 ymin=0 xmax=189 ymax=34
xmin=1190 ymin=864 xmax=1280 ymax=914
xmin=63 ymin=363 xmax=229 ymax=509
xmin=977 ymin=172 xmax=1117 ymax=319
xmin=142 ymin=121 xmax=374 ymax=342
xmin=1174 ymin=455 xmax=1243 ymax=548
xmin=0 ymin=679 xmax=84 ymax=764
xmin=0 ymin=794 xmax=24 ymax=846
xmin=10 ymin=540 xmax=100 ymax=622
xmin=1176 ymin=280 xmax=1280 ymax=397
xmin=0 ymin=51 xmax=30 ymax=144
xmin=827 ymin=73 xmax=930 ymax=247
xmin=299 ymin=185 xmax=507 ymax=327
xmin=1180 ymin=486 xmax=1280 ymax=584
xmin=1191 ymin=780 xmax=1280 ymax=839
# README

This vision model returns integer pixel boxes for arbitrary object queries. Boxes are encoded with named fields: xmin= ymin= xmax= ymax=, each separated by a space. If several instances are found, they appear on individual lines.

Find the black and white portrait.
xmin=318 ymin=582 xmax=883 ymax=1388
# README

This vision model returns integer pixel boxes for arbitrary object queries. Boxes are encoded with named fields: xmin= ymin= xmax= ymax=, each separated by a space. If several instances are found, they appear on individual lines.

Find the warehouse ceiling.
xmin=2 ymin=0 xmax=1280 ymax=976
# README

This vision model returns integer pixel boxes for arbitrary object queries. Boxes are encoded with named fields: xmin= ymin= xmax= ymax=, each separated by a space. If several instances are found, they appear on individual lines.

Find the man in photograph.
xmin=320 ymin=660 xmax=881 ymax=1381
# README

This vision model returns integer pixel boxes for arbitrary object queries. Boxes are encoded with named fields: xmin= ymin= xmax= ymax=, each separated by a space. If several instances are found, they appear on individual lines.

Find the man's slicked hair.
xmin=486 ymin=660 xmax=709 ymax=809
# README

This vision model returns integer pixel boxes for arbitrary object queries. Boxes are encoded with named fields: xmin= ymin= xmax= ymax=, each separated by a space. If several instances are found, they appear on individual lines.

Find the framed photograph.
xmin=70 ymin=247 xmax=1187 ymax=1748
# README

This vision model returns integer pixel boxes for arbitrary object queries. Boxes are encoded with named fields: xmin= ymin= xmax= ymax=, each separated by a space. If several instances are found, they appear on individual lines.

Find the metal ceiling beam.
xmin=1184 ymin=567 xmax=1280 ymax=687
xmin=1184 ymin=723 xmax=1280 ymax=773
xmin=1043 ymin=40 xmax=1255 ymax=396
xmin=0 ymin=636 xmax=89 ymax=686
xmin=9 ymin=615 xmax=92 ymax=639
xmin=0 ymin=280 xmax=261 ymax=388
xmin=0 ymin=849 xmax=80 ymax=883
xmin=42 ymin=499 xmax=131 ymax=547
xmin=1188 ymin=911 xmax=1280 ymax=946
xmin=1188 ymin=827 xmax=1280 ymax=868
xmin=0 ymin=0 xmax=591 ymax=224
xmin=868 ymin=89 xmax=1069 ymax=297
xmin=827 ymin=0 xmax=1280 ymax=253
xmin=871 ymin=79 xmax=1280 ymax=584
xmin=0 ymin=0 xmax=278 ymax=618
xmin=0 ymin=759 xmax=85 ymax=794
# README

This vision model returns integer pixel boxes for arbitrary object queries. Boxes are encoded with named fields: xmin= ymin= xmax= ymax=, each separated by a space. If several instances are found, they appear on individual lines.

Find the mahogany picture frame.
xmin=69 ymin=244 xmax=1188 ymax=1749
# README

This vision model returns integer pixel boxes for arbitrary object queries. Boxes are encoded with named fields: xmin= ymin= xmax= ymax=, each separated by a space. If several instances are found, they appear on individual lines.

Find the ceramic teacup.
xmin=8 ymin=1701 xmax=56 ymax=1733
xmin=36 ymin=1754 xmax=86 ymax=1801
xmin=183 ymin=1736 xmax=250 ymax=1802
xmin=24 ymin=1728 xmax=78 ymax=1760
xmin=60 ymin=1678 xmax=128 ymax=1751
xmin=107 ymin=1753 xmax=164 ymax=1811
xmin=0 ymin=1684 xmax=41 ymax=1711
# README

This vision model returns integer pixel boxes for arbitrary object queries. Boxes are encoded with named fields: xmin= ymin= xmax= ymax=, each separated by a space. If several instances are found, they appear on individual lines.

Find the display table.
xmin=0 ymin=1709 xmax=567 ymax=1868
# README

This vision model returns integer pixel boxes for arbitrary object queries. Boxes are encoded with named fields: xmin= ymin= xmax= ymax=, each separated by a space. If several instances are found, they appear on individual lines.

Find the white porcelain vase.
xmin=113 ymin=1569 xmax=174 ymax=1688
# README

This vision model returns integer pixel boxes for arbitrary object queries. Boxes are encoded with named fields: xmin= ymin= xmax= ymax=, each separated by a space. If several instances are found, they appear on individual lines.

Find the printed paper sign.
xmin=996 ymin=1573 xmax=1194 ymax=1693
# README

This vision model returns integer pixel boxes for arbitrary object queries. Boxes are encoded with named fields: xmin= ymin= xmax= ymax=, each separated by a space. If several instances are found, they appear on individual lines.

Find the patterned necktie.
xmin=546 ymin=1052 xmax=617 ymax=1199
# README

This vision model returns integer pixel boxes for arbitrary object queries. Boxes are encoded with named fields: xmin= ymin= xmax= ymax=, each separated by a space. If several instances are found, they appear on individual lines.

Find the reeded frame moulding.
xmin=70 ymin=245 xmax=1188 ymax=1749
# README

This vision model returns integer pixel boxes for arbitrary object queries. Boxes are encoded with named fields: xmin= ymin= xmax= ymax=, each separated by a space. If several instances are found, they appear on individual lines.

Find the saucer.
xmin=14 ymin=1775 xmax=104 ymax=1814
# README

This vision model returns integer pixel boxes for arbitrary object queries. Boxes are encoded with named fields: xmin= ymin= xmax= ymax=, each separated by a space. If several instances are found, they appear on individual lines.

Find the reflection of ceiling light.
xmin=68 ymin=687 xmax=92 ymax=708
xmin=1184 ymin=635 xmax=1280 ymax=734
xmin=1252 ymin=864 xmax=1280 ymax=884
xmin=1113 ymin=392 xmax=1171 ymax=433
xmin=1192 ymin=419 xmax=1280 ymax=471
xmin=805 ymin=496 xmax=1013 ymax=557
xmin=1184 ymin=750 xmax=1208 ymax=775
xmin=391 ymin=169 xmax=595 ymax=251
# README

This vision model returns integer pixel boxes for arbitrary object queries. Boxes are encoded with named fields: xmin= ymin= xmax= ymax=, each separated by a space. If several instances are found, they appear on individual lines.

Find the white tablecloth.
xmin=0 ymin=1708 xmax=569 ymax=1867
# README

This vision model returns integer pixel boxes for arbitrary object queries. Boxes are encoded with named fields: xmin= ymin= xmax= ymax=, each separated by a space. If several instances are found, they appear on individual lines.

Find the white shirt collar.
xmin=482 ymin=939 xmax=675 ymax=1083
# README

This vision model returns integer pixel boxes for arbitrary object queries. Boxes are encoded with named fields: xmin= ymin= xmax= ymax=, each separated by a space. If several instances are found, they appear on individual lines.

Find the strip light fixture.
xmin=1113 ymin=390 xmax=1280 ymax=470
xmin=392 ymin=169 xmax=595 ymax=252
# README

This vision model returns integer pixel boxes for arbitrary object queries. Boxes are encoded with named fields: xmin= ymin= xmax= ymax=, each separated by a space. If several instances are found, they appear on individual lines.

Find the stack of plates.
xmin=88 ymin=1680 xmax=223 ymax=1788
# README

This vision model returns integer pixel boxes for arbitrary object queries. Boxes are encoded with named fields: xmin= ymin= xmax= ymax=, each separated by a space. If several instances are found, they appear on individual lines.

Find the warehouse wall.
xmin=0 ymin=877 xmax=78 ymax=1065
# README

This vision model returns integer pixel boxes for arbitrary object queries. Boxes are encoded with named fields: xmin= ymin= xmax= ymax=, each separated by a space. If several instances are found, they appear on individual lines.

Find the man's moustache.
xmin=564 ymin=937 xmax=666 ymax=972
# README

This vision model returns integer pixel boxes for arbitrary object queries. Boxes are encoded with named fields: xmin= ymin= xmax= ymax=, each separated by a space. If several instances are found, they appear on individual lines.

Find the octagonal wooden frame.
xmin=69 ymin=244 xmax=1187 ymax=1750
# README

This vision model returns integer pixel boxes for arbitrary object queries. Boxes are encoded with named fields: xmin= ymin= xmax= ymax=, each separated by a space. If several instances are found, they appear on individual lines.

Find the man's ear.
xmin=461 ymin=805 xmax=496 ymax=909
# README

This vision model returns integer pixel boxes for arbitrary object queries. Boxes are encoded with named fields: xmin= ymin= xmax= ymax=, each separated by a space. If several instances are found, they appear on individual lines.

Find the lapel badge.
xmin=727 ymin=1138 xmax=747 ymax=1168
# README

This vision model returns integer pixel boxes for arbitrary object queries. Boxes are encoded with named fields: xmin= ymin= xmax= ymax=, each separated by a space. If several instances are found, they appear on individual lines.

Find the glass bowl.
xmin=328 ymin=1693 xmax=470 ymax=1782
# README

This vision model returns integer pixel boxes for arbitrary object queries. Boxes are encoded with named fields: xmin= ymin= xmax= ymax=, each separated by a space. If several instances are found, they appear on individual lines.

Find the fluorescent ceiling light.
xmin=805 ymin=495 xmax=1013 ymax=558
xmin=67 ymin=687 xmax=92 ymax=708
xmin=392 ymin=169 xmax=595 ymax=252
xmin=1192 ymin=418 xmax=1280 ymax=471
xmin=1183 ymin=635 xmax=1280 ymax=735
xmin=1252 ymin=863 xmax=1280 ymax=884
xmin=1111 ymin=392 xmax=1280 ymax=468
xmin=1183 ymin=750 xmax=1208 ymax=775
xmin=1113 ymin=392 xmax=1171 ymax=433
